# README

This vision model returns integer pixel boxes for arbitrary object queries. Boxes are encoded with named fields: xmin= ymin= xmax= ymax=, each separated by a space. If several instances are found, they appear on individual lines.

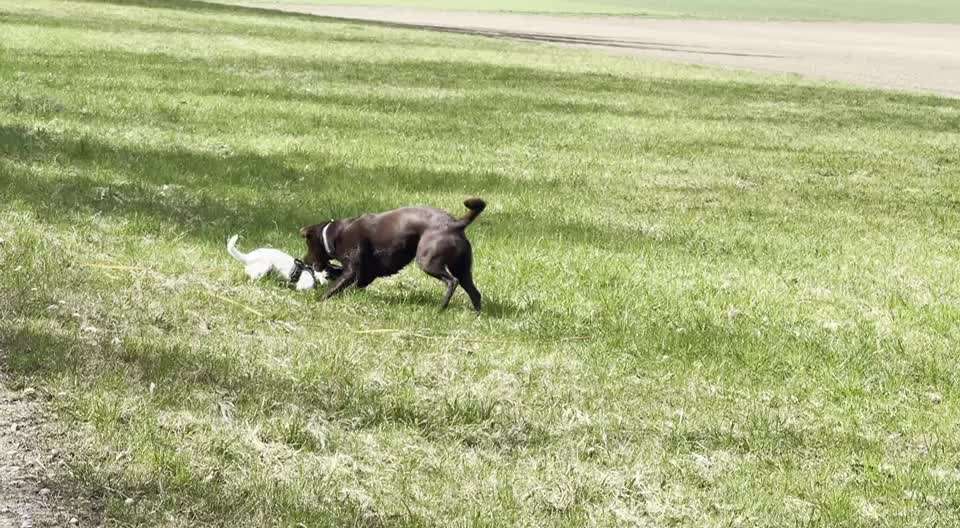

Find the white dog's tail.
xmin=226 ymin=235 xmax=248 ymax=263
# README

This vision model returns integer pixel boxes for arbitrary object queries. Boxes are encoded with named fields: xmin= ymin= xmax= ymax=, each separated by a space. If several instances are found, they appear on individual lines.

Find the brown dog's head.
xmin=299 ymin=221 xmax=334 ymax=269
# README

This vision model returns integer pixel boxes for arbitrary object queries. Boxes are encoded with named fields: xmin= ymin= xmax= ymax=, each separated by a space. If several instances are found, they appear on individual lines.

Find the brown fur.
xmin=301 ymin=198 xmax=486 ymax=311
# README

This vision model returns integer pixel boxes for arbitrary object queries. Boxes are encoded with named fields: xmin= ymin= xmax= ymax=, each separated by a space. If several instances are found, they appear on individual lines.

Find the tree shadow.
xmin=7 ymin=36 xmax=957 ymax=138
xmin=0 ymin=123 xmax=536 ymax=238
xmin=70 ymin=1 xmax=960 ymax=115
xmin=70 ymin=0 xmax=319 ymax=19
xmin=7 ymin=118 xmax=948 ymax=283
xmin=4 ymin=8 xmax=385 ymax=45
xmin=0 ymin=122 xmax=673 ymax=250
xmin=5 ymin=0 xmax=958 ymax=316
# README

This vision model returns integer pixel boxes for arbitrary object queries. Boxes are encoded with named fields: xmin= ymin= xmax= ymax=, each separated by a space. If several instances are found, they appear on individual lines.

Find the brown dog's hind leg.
xmin=447 ymin=247 xmax=481 ymax=312
xmin=449 ymin=262 xmax=481 ymax=312
xmin=421 ymin=264 xmax=459 ymax=310
xmin=457 ymin=272 xmax=482 ymax=312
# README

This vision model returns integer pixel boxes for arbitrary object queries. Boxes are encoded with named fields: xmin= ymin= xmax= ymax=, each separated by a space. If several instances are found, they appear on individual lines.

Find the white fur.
xmin=227 ymin=235 xmax=328 ymax=290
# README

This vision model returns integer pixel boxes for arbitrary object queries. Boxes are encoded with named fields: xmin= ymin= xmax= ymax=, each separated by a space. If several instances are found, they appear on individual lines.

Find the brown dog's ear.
xmin=299 ymin=226 xmax=310 ymax=238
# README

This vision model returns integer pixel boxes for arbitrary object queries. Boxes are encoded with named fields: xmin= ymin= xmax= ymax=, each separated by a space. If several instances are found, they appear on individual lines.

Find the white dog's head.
xmin=294 ymin=270 xmax=317 ymax=291
xmin=295 ymin=266 xmax=338 ymax=291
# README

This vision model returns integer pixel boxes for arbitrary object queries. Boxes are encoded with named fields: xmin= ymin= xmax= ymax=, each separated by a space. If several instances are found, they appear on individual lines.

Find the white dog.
xmin=227 ymin=235 xmax=326 ymax=290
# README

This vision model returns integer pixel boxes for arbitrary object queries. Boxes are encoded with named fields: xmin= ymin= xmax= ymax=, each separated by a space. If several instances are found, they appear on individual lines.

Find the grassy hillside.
xmin=1 ymin=0 xmax=959 ymax=526
xmin=227 ymin=0 xmax=960 ymax=22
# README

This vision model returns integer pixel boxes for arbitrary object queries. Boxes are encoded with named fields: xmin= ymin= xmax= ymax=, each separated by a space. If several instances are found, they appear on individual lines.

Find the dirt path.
xmin=0 ymin=375 xmax=100 ymax=528
xmin=227 ymin=3 xmax=960 ymax=97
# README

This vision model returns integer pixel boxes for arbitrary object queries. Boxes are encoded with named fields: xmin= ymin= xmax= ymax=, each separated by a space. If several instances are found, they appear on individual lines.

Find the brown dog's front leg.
xmin=322 ymin=269 xmax=356 ymax=300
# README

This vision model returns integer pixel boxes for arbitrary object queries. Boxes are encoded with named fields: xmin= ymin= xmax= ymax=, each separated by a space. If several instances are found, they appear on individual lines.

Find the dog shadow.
xmin=358 ymin=286 xmax=522 ymax=318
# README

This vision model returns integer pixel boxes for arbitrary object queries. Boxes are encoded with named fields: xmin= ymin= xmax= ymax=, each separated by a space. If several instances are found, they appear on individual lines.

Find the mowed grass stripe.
xmin=1 ymin=0 xmax=959 ymax=526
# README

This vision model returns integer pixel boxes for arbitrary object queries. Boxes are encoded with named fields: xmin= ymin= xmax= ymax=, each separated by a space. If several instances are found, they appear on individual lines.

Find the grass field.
xmin=2 ymin=0 xmax=960 ymax=526
xmin=228 ymin=0 xmax=960 ymax=22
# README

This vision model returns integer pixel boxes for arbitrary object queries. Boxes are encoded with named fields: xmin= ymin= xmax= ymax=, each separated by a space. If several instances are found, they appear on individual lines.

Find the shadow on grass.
xmin=4 ymin=0 xmax=956 ymax=305
xmin=9 ymin=5 xmax=960 ymax=134
xmin=363 ymin=286 xmax=522 ymax=317
xmin=1 ymin=327 xmax=357 ymax=524
xmin=0 ymin=122 xmax=644 ymax=247
xmin=85 ymin=0 xmax=783 ymax=59
xmin=3 ymin=9 xmax=385 ymax=46
xmin=3 ymin=334 xmax=514 ymax=527
xmin=6 ymin=119 xmax=944 ymax=280
xmin=72 ymin=0 xmax=320 ymax=19
xmin=2 ymin=321 xmax=550 ymax=453
xmin=0 ymin=121 xmax=774 ymax=279
xmin=0 ymin=123 xmax=507 ymax=231
xmin=2 ymin=123 xmax=575 ymax=316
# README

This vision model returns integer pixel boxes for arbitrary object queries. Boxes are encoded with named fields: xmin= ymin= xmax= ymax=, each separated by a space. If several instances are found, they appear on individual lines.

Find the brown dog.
xmin=300 ymin=198 xmax=486 ymax=311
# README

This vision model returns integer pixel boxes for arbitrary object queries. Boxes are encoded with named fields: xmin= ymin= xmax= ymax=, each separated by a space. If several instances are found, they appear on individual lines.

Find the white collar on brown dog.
xmin=322 ymin=221 xmax=335 ymax=255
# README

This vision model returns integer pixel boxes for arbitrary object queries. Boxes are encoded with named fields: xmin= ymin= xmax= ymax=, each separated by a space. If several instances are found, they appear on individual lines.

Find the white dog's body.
xmin=227 ymin=235 xmax=321 ymax=290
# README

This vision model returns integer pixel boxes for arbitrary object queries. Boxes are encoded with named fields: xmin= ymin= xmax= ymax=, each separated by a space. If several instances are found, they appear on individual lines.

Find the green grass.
xmin=228 ymin=0 xmax=960 ymax=22
xmin=2 ymin=0 xmax=960 ymax=526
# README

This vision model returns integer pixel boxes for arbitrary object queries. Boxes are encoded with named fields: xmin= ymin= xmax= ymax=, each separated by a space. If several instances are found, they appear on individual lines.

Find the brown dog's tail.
xmin=451 ymin=198 xmax=486 ymax=230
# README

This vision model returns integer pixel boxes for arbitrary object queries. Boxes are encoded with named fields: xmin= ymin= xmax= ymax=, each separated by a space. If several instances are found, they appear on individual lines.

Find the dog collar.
xmin=321 ymin=221 xmax=335 ymax=255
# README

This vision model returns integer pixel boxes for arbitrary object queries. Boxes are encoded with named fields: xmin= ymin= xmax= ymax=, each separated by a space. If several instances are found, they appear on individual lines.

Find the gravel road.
xmin=233 ymin=3 xmax=960 ymax=97
xmin=0 ymin=377 xmax=100 ymax=528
